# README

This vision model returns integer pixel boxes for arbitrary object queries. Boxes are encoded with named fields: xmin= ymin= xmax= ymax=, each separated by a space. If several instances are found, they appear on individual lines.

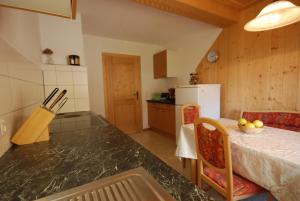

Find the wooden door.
xmin=103 ymin=53 xmax=142 ymax=134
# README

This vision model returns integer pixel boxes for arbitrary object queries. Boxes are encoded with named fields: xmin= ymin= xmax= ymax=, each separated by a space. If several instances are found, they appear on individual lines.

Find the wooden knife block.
xmin=11 ymin=107 xmax=55 ymax=145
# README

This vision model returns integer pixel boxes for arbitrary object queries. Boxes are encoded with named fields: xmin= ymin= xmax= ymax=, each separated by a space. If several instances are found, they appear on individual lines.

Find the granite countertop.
xmin=147 ymin=99 xmax=175 ymax=105
xmin=0 ymin=112 xmax=208 ymax=201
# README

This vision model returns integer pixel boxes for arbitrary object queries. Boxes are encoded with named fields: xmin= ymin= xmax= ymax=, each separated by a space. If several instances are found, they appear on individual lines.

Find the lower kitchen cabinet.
xmin=147 ymin=102 xmax=175 ymax=137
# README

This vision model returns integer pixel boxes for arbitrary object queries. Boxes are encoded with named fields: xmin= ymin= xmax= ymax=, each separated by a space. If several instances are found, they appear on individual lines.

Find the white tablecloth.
xmin=175 ymin=118 xmax=300 ymax=201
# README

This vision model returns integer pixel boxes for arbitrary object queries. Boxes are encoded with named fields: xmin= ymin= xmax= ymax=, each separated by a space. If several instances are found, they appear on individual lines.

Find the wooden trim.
xmin=136 ymin=56 xmax=143 ymax=132
xmin=102 ymin=53 xmax=110 ymax=123
xmin=102 ymin=52 xmax=143 ymax=132
xmin=0 ymin=1 xmax=77 ymax=19
xmin=71 ymin=0 xmax=77 ymax=19
xmin=191 ymin=159 xmax=197 ymax=183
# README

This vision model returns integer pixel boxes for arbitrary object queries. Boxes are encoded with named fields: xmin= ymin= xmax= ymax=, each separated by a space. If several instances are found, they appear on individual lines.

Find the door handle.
xmin=133 ymin=91 xmax=139 ymax=100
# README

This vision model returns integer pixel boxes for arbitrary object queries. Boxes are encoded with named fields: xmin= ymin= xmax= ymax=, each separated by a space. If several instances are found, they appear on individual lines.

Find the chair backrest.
xmin=241 ymin=111 xmax=300 ymax=132
xmin=194 ymin=117 xmax=233 ymax=197
xmin=181 ymin=104 xmax=200 ymax=125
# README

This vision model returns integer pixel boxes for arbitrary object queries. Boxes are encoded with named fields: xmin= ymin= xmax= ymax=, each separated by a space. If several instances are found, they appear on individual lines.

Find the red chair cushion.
xmin=204 ymin=167 xmax=263 ymax=196
xmin=242 ymin=112 xmax=300 ymax=132
xmin=183 ymin=106 xmax=199 ymax=124
xmin=197 ymin=124 xmax=225 ymax=169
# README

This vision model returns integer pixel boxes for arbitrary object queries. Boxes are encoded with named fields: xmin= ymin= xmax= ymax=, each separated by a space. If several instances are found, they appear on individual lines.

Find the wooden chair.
xmin=180 ymin=104 xmax=200 ymax=170
xmin=181 ymin=104 xmax=200 ymax=125
xmin=194 ymin=117 xmax=267 ymax=201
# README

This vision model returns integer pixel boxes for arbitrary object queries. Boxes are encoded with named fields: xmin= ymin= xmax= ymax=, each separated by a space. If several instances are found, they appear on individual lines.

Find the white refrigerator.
xmin=175 ymin=84 xmax=221 ymax=142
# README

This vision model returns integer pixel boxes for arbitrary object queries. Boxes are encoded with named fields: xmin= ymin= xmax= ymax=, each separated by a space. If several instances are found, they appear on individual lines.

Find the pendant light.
xmin=244 ymin=1 xmax=300 ymax=32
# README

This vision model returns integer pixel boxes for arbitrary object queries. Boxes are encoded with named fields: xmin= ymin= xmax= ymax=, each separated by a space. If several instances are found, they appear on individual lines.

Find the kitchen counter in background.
xmin=147 ymin=99 xmax=175 ymax=105
xmin=0 ymin=112 xmax=208 ymax=201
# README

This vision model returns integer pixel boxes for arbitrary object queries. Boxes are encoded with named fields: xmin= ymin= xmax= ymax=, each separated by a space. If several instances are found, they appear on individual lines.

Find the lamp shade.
xmin=244 ymin=1 xmax=300 ymax=32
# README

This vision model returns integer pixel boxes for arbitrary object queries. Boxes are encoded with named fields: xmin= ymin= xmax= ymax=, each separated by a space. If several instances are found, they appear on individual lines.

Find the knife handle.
xmin=49 ymin=90 xmax=67 ymax=110
xmin=55 ymin=97 xmax=68 ymax=113
xmin=42 ymin=88 xmax=59 ymax=106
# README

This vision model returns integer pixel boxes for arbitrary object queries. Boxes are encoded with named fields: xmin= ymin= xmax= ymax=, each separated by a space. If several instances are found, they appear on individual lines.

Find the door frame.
xmin=102 ymin=52 xmax=143 ymax=132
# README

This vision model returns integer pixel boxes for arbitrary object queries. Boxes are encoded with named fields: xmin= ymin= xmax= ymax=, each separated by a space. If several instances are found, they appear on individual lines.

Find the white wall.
xmin=38 ymin=14 xmax=85 ymax=65
xmin=0 ymin=8 xmax=44 ymax=156
xmin=83 ymin=35 xmax=173 ymax=128
xmin=0 ymin=8 xmax=42 ymax=64
xmin=165 ymin=26 xmax=222 ymax=85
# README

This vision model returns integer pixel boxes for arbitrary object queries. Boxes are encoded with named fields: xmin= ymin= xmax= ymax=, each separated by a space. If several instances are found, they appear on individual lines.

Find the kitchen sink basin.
xmin=35 ymin=167 xmax=175 ymax=201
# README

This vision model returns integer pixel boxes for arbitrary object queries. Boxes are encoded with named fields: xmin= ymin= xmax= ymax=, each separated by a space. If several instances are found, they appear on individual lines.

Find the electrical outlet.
xmin=0 ymin=120 xmax=7 ymax=136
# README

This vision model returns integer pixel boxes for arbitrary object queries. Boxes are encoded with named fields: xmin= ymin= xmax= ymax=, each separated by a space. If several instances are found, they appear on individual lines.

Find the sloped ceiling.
xmin=78 ymin=0 xmax=221 ymax=48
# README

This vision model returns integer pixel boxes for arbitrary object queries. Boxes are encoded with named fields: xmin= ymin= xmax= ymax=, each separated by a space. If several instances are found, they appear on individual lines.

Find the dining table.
xmin=175 ymin=118 xmax=300 ymax=201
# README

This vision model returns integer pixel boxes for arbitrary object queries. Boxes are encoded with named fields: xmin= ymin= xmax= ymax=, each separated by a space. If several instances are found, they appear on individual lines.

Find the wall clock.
xmin=207 ymin=50 xmax=219 ymax=63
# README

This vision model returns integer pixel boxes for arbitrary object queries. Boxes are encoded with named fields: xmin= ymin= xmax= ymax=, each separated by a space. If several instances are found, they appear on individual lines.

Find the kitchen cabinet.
xmin=147 ymin=102 xmax=175 ymax=137
xmin=153 ymin=49 xmax=180 ymax=79
xmin=0 ymin=0 xmax=77 ymax=19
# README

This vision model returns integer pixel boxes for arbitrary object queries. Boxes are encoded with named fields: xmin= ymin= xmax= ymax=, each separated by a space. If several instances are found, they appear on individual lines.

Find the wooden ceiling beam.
xmin=134 ymin=0 xmax=240 ymax=27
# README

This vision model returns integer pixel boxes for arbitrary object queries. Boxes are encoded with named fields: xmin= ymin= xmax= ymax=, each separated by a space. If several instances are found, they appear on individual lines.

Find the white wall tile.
xmin=8 ymin=62 xmax=43 ymax=84
xmin=11 ymin=79 xmax=43 ymax=110
xmin=55 ymin=65 xmax=72 ymax=72
xmin=72 ymin=66 xmax=86 ymax=72
xmin=74 ymin=85 xmax=89 ymax=98
xmin=41 ymin=64 xmax=55 ymax=71
xmin=0 ymin=62 xmax=8 ymax=76
xmin=56 ymin=71 xmax=73 ymax=85
xmin=57 ymin=85 xmax=74 ymax=99
xmin=0 ymin=76 xmax=12 ymax=115
xmin=75 ymin=99 xmax=90 ymax=111
xmin=43 ymin=71 xmax=57 ymax=85
xmin=42 ymin=65 xmax=89 ymax=114
xmin=0 ymin=38 xmax=43 ymax=157
xmin=73 ymin=71 xmax=87 ymax=85
xmin=44 ymin=85 xmax=57 ymax=98
xmin=0 ymin=132 xmax=12 ymax=157
xmin=0 ymin=113 xmax=13 ymax=138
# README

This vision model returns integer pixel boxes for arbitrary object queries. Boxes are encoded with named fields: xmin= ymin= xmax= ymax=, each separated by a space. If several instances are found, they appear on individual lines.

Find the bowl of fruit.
xmin=238 ymin=118 xmax=264 ymax=134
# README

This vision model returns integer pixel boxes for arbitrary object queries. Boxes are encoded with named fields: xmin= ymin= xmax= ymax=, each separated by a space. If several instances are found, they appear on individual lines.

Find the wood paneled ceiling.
xmin=215 ymin=0 xmax=259 ymax=9
xmin=134 ymin=0 xmax=259 ymax=27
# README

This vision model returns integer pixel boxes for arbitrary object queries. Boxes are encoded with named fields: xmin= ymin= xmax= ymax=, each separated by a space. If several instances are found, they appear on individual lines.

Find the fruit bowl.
xmin=238 ymin=124 xmax=264 ymax=134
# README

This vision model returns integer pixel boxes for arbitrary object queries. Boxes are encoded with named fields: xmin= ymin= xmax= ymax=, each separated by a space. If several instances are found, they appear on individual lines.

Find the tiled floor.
xmin=130 ymin=130 xmax=274 ymax=201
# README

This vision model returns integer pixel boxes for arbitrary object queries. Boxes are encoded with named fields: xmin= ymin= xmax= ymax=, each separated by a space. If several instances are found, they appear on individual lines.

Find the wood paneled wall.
xmin=197 ymin=0 xmax=300 ymax=119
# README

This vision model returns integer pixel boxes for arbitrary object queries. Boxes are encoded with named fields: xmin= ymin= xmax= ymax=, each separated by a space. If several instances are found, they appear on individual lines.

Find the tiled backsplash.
xmin=42 ymin=64 xmax=90 ymax=113
xmin=0 ymin=39 xmax=44 ymax=157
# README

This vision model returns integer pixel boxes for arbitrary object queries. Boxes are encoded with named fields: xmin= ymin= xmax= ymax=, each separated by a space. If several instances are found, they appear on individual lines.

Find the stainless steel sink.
xmin=35 ymin=167 xmax=175 ymax=201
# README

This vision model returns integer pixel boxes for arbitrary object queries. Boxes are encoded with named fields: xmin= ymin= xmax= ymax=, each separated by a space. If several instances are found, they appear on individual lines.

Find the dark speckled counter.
xmin=147 ymin=99 xmax=175 ymax=105
xmin=0 ymin=112 xmax=208 ymax=201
